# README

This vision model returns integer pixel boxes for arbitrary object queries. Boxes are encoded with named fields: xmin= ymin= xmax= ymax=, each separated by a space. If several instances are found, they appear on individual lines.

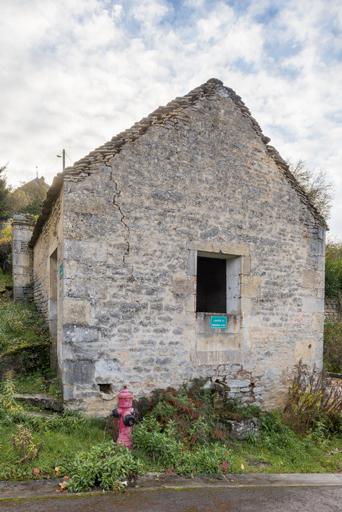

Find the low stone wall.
xmin=325 ymin=298 xmax=342 ymax=321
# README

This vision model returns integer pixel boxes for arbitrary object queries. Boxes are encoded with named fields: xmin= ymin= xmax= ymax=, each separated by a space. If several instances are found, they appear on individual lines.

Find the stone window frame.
xmin=186 ymin=241 xmax=253 ymax=331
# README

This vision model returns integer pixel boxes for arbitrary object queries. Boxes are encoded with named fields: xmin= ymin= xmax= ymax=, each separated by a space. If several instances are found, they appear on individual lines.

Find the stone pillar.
xmin=12 ymin=215 xmax=35 ymax=301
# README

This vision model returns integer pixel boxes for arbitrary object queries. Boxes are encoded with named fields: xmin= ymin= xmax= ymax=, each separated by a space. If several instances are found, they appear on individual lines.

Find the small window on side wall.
xmin=196 ymin=254 xmax=241 ymax=315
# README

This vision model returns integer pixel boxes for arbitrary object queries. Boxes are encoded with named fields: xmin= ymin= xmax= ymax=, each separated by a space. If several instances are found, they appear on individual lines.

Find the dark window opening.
xmin=196 ymin=256 xmax=226 ymax=313
xmin=99 ymin=384 xmax=112 ymax=394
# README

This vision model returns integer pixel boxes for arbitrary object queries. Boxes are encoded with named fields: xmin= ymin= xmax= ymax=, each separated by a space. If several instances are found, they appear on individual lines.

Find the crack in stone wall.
xmin=111 ymin=177 xmax=131 ymax=266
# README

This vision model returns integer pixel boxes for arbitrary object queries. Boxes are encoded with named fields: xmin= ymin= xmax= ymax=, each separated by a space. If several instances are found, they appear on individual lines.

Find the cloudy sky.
xmin=1 ymin=0 xmax=342 ymax=236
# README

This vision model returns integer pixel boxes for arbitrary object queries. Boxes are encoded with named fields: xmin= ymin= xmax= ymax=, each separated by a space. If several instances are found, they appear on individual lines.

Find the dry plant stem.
xmin=283 ymin=360 xmax=342 ymax=433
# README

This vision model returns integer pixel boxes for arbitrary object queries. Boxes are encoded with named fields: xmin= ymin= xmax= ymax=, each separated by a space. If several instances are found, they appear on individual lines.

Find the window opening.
xmin=196 ymin=256 xmax=226 ymax=313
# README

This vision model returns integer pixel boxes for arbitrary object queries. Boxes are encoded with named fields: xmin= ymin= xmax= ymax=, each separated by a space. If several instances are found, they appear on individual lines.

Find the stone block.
xmin=64 ymin=240 xmax=108 ymax=262
xmin=228 ymin=379 xmax=251 ymax=388
xmin=173 ymin=276 xmax=195 ymax=295
xmin=241 ymin=275 xmax=261 ymax=298
xmin=302 ymin=271 xmax=324 ymax=289
xmin=64 ymin=325 xmax=99 ymax=343
xmin=241 ymin=256 xmax=251 ymax=274
xmin=63 ymin=360 xmax=95 ymax=384
xmin=63 ymin=299 xmax=90 ymax=323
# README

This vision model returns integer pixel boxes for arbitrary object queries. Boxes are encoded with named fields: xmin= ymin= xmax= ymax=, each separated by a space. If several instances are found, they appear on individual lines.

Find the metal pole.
xmin=62 ymin=149 xmax=65 ymax=172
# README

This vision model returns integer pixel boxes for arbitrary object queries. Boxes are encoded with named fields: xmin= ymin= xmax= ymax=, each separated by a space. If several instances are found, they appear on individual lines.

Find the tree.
xmin=287 ymin=159 xmax=334 ymax=221
xmin=8 ymin=178 xmax=49 ymax=217
xmin=0 ymin=220 xmax=12 ymax=273
xmin=0 ymin=164 xmax=10 ymax=219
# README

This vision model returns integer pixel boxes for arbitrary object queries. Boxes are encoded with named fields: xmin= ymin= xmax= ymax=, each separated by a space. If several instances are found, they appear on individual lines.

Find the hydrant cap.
xmin=117 ymin=387 xmax=134 ymax=400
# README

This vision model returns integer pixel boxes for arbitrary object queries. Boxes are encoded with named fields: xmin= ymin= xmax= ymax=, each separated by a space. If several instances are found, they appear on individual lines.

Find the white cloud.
xmin=1 ymin=0 xmax=342 ymax=235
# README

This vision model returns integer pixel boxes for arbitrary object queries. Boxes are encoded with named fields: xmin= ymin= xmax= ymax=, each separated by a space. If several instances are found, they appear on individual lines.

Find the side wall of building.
xmin=58 ymin=88 xmax=325 ymax=415
xmin=33 ymin=190 xmax=64 ymax=371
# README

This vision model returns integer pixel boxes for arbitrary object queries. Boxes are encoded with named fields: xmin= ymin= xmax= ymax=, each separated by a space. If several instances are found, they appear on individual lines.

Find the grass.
xmin=228 ymin=412 xmax=342 ymax=474
xmin=0 ymin=380 xmax=341 ymax=486
xmin=0 ymin=301 xmax=50 ymax=354
xmin=0 ymin=271 xmax=50 ymax=354
xmin=0 ymin=414 xmax=112 ymax=480
xmin=12 ymin=372 xmax=62 ymax=399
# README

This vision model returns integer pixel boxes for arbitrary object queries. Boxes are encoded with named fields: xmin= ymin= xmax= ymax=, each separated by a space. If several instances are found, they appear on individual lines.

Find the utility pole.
xmin=57 ymin=149 xmax=66 ymax=171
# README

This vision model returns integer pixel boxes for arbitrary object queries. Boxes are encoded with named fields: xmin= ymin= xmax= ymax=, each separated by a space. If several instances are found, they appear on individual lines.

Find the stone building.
xmin=12 ymin=79 xmax=327 ymax=415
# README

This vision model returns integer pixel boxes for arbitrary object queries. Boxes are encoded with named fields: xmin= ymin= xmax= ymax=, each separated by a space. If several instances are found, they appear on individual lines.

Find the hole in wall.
xmin=99 ymin=384 xmax=112 ymax=394
xmin=308 ymin=344 xmax=312 ymax=349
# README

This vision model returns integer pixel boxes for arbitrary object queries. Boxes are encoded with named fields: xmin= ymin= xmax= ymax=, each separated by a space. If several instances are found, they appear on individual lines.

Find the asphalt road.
xmin=2 ymin=486 xmax=342 ymax=512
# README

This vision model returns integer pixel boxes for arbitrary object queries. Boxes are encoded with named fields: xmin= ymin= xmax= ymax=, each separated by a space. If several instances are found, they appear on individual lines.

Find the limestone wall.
xmin=55 ymin=86 xmax=325 ymax=415
xmin=12 ymin=215 xmax=35 ymax=301
xmin=33 ymin=191 xmax=64 ymax=371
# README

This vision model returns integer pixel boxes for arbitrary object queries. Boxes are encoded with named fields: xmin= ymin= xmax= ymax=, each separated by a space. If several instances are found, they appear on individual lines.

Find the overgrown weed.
xmin=283 ymin=360 xmax=342 ymax=434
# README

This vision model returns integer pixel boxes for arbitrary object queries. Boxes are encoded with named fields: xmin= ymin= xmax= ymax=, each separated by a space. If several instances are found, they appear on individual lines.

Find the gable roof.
xmin=29 ymin=78 xmax=327 ymax=247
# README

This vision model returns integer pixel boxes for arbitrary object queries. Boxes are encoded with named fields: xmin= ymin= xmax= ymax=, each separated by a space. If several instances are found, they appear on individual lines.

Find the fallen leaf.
xmin=55 ymin=490 xmax=61 ymax=493
xmin=241 ymin=464 xmax=245 ymax=470
xmin=59 ymin=481 xmax=68 ymax=490
xmin=55 ymin=467 xmax=60 ymax=472
xmin=63 ymin=475 xmax=70 ymax=479
xmin=32 ymin=468 xmax=40 ymax=475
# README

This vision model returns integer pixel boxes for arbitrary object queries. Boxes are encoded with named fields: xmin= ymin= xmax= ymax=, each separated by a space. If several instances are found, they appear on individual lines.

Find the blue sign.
xmin=211 ymin=316 xmax=227 ymax=329
xmin=59 ymin=263 xmax=63 ymax=279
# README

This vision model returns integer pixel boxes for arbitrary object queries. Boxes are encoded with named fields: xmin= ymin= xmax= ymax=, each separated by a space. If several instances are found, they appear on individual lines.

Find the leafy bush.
xmin=133 ymin=415 xmax=231 ymax=476
xmin=134 ymin=380 xmax=224 ymax=447
xmin=325 ymin=259 xmax=342 ymax=299
xmin=324 ymin=320 xmax=342 ymax=373
xmin=68 ymin=441 xmax=144 ymax=492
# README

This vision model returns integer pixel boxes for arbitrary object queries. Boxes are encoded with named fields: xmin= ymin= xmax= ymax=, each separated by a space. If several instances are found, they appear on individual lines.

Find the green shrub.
xmin=325 ymin=258 xmax=342 ymax=299
xmin=133 ymin=415 xmax=231 ymax=476
xmin=68 ymin=441 xmax=144 ymax=492
xmin=324 ymin=320 xmax=342 ymax=373
xmin=135 ymin=381 xmax=219 ymax=447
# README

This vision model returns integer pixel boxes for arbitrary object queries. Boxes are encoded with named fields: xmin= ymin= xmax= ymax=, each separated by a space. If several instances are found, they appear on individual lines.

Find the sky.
xmin=1 ymin=0 xmax=342 ymax=237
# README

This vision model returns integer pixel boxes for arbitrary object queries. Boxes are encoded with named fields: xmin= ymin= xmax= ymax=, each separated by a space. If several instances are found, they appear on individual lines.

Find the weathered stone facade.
xmin=14 ymin=79 xmax=326 ymax=415
xmin=12 ymin=215 xmax=35 ymax=301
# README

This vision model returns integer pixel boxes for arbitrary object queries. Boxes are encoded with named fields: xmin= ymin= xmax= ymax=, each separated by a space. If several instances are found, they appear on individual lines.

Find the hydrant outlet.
xmin=123 ymin=414 xmax=136 ymax=427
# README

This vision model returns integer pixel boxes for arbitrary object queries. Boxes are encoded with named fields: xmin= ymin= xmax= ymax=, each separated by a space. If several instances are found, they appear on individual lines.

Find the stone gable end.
xmin=13 ymin=79 xmax=326 ymax=415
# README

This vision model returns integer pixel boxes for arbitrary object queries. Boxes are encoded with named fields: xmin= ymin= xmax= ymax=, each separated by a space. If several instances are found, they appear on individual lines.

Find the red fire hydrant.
xmin=112 ymin=387 xmax=137 ymax=450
